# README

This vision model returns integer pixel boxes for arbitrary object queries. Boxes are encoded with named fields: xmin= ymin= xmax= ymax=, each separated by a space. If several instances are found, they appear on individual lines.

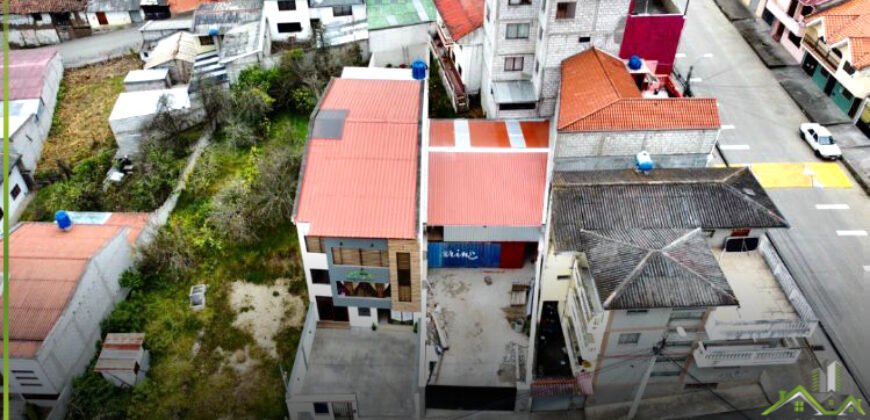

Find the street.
xmin=48 ymin=26 xmax=143 ymax=68
xmin=678 ymin=0 xmax=870 ymax=399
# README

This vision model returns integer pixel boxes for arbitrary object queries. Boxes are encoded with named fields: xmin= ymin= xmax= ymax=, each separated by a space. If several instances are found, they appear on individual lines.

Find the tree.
xmin=146 ymin=94 xmax=191 ymax=143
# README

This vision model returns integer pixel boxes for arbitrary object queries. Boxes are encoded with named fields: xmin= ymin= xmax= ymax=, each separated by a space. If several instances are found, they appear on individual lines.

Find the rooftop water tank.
xmin=635 ymin=151 xmax=654 ymax=174
xmin=208 ymin=27 xmax=219 ymax=37
xmin=628 ymin=55 xmax=643 ymax=71
xmin=411 ymin=59 xmax=427 ymax=80
xmin=55 ymin=210 xmax=73 ymax=231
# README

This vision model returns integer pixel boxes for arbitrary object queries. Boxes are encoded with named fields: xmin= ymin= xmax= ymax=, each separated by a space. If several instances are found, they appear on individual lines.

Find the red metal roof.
xmin=429 ymin=119 xmax=550 ymax=149
xmin=434 ymin=0 xmax=484 ymax=40
xmin=0 ymin=223 xmax=131 ymax=358
xmin=428 ymin=152 xmax=547 ymax=226
xmin=295 ymin=78 xmax=422 ymax=239
xmin=559 ymin=48 xmax=720 ymax=132
xmin=0 ymin=49 xmax=58 ymax=101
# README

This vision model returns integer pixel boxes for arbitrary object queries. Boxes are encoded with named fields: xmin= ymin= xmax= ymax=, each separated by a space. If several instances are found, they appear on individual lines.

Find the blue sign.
xmin=428 ymin=242 xmax=501 ymax=268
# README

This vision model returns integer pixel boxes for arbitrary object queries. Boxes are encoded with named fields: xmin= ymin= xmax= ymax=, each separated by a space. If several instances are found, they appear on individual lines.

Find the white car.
xmin=800 ymin=123 xmax=842 ymax=160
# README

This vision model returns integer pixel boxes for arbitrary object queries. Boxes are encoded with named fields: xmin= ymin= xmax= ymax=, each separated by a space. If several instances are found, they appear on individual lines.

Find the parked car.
xmin=800 ymin=123 xmax=842 ymax=160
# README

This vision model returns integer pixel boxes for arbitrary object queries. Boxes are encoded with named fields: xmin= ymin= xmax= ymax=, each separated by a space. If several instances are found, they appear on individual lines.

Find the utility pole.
xmin=627 ymin=338 xmax=666 ymax=420
xmin=683 ymin=65 xmax=695 ymax=98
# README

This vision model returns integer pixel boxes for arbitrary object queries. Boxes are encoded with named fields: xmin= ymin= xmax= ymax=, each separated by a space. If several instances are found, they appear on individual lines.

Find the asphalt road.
xmin=48 ymin=26 xmax=143 ymax=68
xmin=679 ymin=0 xmax=870 ymax=399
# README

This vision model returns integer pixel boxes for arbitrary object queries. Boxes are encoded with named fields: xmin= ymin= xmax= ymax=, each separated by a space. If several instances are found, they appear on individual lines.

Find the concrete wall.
xmin=368 ymin=24 xmax=431 ymax=67
xmin=309 ymin=4 xmax=367 ymax=27
xmin=266 ymin=0 xmax=314 ymax=42
xmin=87 ymin=11 xmax=141 ymax=30
xmin=9 ymin=231 xmax=133 ymax=412
xmin=442 ymin=225 xmax=541 ymax=242
xmin=451 ymin=29 xmax=485 ymax=94
xmin=6 ymin=14 xmax=61 ymax=47
xmin=539 ymin=251 xmax=574 ymax=316
xmin=553 ymin=128 xmax=719 ymax=170
xmin=296 ymin=223 xmax=334 ymax=305
xmin=1 ymin=167 xmax=31 ymax=225
xmin=110 ymin=102 xmax=204 ymax=157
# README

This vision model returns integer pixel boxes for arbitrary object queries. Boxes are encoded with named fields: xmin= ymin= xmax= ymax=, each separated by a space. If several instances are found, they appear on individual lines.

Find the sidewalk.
xmin=712 ymin=0 xmax=870 ymax=194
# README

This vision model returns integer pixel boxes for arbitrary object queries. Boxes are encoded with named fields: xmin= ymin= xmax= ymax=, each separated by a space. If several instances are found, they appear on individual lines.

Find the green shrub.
xmin=101 ymin=299 xmax=147 ymax=333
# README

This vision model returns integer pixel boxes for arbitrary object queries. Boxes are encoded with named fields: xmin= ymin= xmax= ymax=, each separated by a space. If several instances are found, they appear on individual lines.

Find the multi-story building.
xmin=763 ymin=0 xmax=836 ymax=62
xmin=555 ymin=47 xmax=721 ymax=170
xmin=620 ymin=0 xmax=690 ymax=74
xmin=534 ymin=168 xmax=818 ymax=408
xmin=264 ymin=0 xmax=367 ymax=46
xmin=799 ymin=0 xmax=870 ymax=135
xmin=431 ymin=0 xmax=487 ymax=111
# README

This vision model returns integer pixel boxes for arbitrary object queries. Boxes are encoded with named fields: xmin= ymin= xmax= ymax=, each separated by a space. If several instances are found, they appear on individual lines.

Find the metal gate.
xmin=331 ymin=401 xmax=354 ymax=420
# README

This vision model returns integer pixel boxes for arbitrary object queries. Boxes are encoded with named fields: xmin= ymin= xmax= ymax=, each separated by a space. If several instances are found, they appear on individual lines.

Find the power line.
xmin=660 ymin=354 xmax=753 ymax=420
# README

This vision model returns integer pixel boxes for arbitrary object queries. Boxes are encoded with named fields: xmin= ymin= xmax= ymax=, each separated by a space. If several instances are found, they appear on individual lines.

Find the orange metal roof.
xmin=429 ymin=119 xmax=551 ymax=149
xmin=0 ymin=223 xmax=132 ymax=358
xmin=428 ymin=152 xmax=547 ymax=226
xmin=808 ymin=0 xmax=870 ymax=69
xmin=295 ymin=78 xmax=422 ymax=240
xmin=559 ymin=48 xmax=721 ymax=132
xmin=434 ymin=0 xmax=484 ymax=40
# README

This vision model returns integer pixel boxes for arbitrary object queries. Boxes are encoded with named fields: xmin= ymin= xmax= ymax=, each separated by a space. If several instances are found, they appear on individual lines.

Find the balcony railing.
xmin=802 ymin=34 xmax=842 ymax=71
xmin=430 ymin=35 xmax=469 ymax=112
xmin=694 ymin=342 xmax=801 ymax=368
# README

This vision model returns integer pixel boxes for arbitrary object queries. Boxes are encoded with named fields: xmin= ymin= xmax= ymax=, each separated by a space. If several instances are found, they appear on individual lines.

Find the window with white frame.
xmin=505 ymin=23 xmax=530 ymax=39
xmin=504 ymin=56 xmax=524 ymax=71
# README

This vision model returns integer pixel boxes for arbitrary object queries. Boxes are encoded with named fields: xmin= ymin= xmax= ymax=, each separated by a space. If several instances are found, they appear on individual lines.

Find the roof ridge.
xmin=661 ymin=244 xmax=738 ymax=305
xmin=721 ymin=171 xmax=789 ymax=227
xmin=558 ymin=49 xmax=624 ymax=130
xmin=602 ymin=251 xmax=652 ymax=308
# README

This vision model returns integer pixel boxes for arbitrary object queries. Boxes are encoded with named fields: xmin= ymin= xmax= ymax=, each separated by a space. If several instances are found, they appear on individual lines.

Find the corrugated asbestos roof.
xmin=0 ymin=49 xmax=58 ymax=101
xmin=433 ymin=0 xmax=483 ymax=40
xmin=0 ymin=216 xmax=148 ymax=358
xmin=428 ymin=152 xmax=547 ymax=226
xmin=295 ymin=78 xmax=422 ymax=239
xmin=87 ymin=0 xmax=141 ymax=12
xmin=551 ymin=168 xmax=788 ymax=249
xmin=580 ymin=229 xmax=738 ymax=310
xmin=558 ymin=48 xmax=720 ymax=132
xmin=9 ymin=0 xmax=88 ymax=13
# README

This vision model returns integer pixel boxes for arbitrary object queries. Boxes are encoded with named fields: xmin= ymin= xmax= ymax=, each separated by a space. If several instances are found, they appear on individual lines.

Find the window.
xmin=199 ymin=35 xmax=215 ymax=45
xmin=277 ymin=22 xmax=303 ymax=33
xmin=31 ymin=13 xmax=42 ymax=22
xmin=535 ymin=60 xmax=540 ymax=74
xmin=313 ymin=402 xmax=330 ymax=414
xmin=508 ymin=0 xmax=532 ymax=5
xmin=11 ymin=185 xmax=21 ymax=200
xmin=626 ymin=309 xmax=648 ymax=315
xmin=538 ymin=27 xmax=543 ymax=40
xmin=333 ymin=5 xmax=352 ymax=16
xmin=358 ymin=307 xmax=371 ymax=316
xmin=843 ymin=61 xmax=856 ymax=75
xmin=669 ymin=309 xmax=705 ymax=320
xmin=618 ymin=332 xmax=641 ymax=345
xmin=578 ymin=35 xmax=590 ymax=43
xmin=556 ymin=2 xmax=576 ymax=19
xmin=787 ymin=31 xmax=801 ymax=48
xmin=311 ymin=269 xmax=330 ymax=284
xmin=331 ymin=248 xmax=388 ymax=267
xmin=504 ymin=56 xmax=524 ymax=71
xmin=25 ymin=134 xmax=33 ymax=143
xmin=498 ymin=102 xmax=536 ymax=111
xmin=458 ymin=64 xmax=462 ymax=76
xmin=556 ymin=274 xmax=570 ymax=280
xmin=486 ymin=4 xmax=490 ymax=21
xmin=730 ymin=228 xmax=750 ymax=237
xmin=397 ymin=252 xmax=412 ymax=302
xmin=541 ymin=0 xmax=546 ymax=12
xmin=305 ymin=236 xmax=324 ymax=253
xmin=277 ymin=0 xmax=296 ymax=10
xmin=505 ymin=23 xmax=530 ymax=39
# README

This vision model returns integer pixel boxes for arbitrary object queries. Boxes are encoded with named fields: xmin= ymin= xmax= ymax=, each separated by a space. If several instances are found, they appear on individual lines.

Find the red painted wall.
xmin=619 ymin=14 xmax=685 ymax=74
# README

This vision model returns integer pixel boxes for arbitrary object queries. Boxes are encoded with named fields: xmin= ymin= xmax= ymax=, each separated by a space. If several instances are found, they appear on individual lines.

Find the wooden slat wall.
xmin=389 ymin=239 xmax=421 ymax=313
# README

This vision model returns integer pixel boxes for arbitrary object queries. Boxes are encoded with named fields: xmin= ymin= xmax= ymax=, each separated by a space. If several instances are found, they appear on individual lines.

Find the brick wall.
xmin=555 ymin=129 xmax=720 ymax=159
xmin=389 ymin=239 xmax=422 ymax=313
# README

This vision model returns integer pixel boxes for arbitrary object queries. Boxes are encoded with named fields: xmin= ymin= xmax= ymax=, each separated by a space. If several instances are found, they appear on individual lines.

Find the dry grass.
xmin=39 ymin=55 xmax=142 ymax=171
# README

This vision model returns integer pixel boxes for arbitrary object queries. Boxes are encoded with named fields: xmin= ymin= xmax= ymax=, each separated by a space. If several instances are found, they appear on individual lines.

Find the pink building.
xmin=763 ymin=0 xmax=836 ymax=62
xmin=619 ymin=0 xmax=691 ymax=75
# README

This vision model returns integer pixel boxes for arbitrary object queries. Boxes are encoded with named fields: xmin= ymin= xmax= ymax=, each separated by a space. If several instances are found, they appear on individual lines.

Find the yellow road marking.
xmin=714 ymin=162 xmax=852 ymax=189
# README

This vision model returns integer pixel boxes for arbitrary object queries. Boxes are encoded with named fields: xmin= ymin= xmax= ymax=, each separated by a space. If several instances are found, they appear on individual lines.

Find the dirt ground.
xmin=229 ymin=279 xmax=305 ymax=358
xmin=40 ymin=55 xmax=142 ymax=171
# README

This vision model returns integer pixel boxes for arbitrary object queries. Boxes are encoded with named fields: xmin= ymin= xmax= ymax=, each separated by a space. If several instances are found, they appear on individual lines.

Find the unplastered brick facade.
xmin=481 ymin=0 xmax=630 ymax=118
xmin=554 ymin=128 xmax=720 ymax=170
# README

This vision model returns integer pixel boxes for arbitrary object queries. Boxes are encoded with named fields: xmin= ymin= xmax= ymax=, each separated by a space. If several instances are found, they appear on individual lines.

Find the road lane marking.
xmin=836 ymin=230 xmax=868 ymax=237
xmin=721 ymin=124 xmax=736 ymax=130
xmin=815 ymin=204 xmax=850 ymax=210
xmin=864 ymin=265 xmax=870 ymax=272
xmin=690 ymin=78 xmax=703 ymax=83
xmin=719 ymin=144 xmax=750 ymax=150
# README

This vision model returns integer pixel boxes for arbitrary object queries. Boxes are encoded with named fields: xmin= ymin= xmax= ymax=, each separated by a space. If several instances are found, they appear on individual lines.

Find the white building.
xmin=366 ymin=0 xmax=437 ymax=67
xmin=86 ymin=0 xmax=144 ymax=31
xmin=533 ymin=168 xmax=817 ymax=409
xmin=108 ymin=87 xmax=201 ymax=156
xmin=1 ymin=156 xmax=32 ymax=225
xmin=265 ymin=0 xmax=314 ymax=42
xmin=0 ymin=216 xmax=148 ymax=417
xmin=431 ymin=0 xmax=631 ymax=117
xmin=4 ymin=1 xmax=91 ymax=47
xmin=0 ymin=48 xmax=64 ymax=172
xmin=308 ymin=0 xmax=367 ymax=46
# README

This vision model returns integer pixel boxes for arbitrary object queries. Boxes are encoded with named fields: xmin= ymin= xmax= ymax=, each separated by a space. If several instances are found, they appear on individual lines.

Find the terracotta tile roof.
xmin=808 ymin=0 xmax=870 ymax=68
xmin=0 ymin=49 xmax=58 ymax=101
xmin=429 ymin=119 xmax=550 ymax=149
xmin=428 ymin=152 xmax=547 ymax=226
xmin=434 ymin=0 xmax=484 ymax=40
xmin=295 ymin=78 xmax=422 ymax=240
xmin=9 ymin=0 xmax=88 ymax=14
xmin=0 ymin=223 xmax=133 ymax=358
xmin=559 ymin=48 xmax=720 ymax=132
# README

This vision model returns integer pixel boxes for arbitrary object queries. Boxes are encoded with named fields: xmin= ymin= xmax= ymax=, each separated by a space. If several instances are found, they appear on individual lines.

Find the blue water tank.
xmin=55 ymin=210 xmax=73 ymax=231
xmin=208 ymin=27 xmax=219 ymax=37
xmin=628 ymin=55 xmax=643 ymax=71
xmin=411 ymin=59 xmax=427 ymax=80
xmin=635 ymin=151 xmax=654 ymax=173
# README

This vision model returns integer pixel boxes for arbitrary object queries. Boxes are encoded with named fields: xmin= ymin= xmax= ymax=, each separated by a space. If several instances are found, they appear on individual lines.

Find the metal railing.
xmin=694 ymin=342 xmax=801 ymax=367
xmin=429 ymin=35 xmax=469 ymax=112
xmin=802 ymin=34 xmax=842 ymax=71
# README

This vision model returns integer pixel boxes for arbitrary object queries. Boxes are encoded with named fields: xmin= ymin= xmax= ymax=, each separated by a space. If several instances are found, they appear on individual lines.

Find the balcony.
xmin=335 ymin=281 xmax=392 ymax=309
xmin=430 ymin=33 xmax=469 ymax=112
xmin=694 ymin=342 xmax=801 ymax=368
xmin=802 ymin=34 xmax=842 ymax=71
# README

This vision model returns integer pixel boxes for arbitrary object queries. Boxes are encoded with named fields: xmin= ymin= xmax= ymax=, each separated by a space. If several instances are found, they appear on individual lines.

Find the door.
xmin=811 ymin=64 xmax=830 ymax=91
xmin=499 ymin=242 xmax=527 ymax=269
xmin=315 ymin=296 xmax=349 ymax=322
xmin=96 ymin=12 xmax=108 ymax=25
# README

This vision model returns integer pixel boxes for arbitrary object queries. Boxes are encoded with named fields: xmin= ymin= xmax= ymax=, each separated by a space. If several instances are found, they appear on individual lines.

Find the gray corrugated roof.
xmin=580 ymin=229 xmax=738 ymax=310
xmin=87 ymin=0 xmax=140 ymax=12
xmin=193 ymin=0 xmax=263 ymax=34
xmin=551 ymin=167 xmax=787 ymax=249
xmin=220 ymin=20 xmax=261 ymax=59
xmin=492 ymin=80 xmax=536 ymax=104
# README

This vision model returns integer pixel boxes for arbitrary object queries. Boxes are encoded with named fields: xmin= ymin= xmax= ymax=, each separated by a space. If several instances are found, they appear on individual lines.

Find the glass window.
xmin=556 ymin=2 xmax=576 ymax=19
xmin=277 ymin=22 xmax=303 ymax=33
xmin=508 ymin=0 xmax=532 ymax=5
xmin=505 ymin=23 xmax=530 ymax=39
xmin=618 ymin=332 xmax=641 ymax=345
xmin=333 ymin=5 xmax=353 ymax=16
xmin=11 ymin=185 xmax=21 ymax=200
xmin=504 ymin=56 xmax=524 ymax=71
xmin=310 ymin=269 xmax=330 ymax=284
xmin=277 ymin=0 xmax=296 ymax=10
xmin=313 ymin=402 xmax=329 ymax=414
xmin=818 ymin=136 xmax=834 ymax=145
xmin=358 ymin=307 xmax=371 ymax=316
